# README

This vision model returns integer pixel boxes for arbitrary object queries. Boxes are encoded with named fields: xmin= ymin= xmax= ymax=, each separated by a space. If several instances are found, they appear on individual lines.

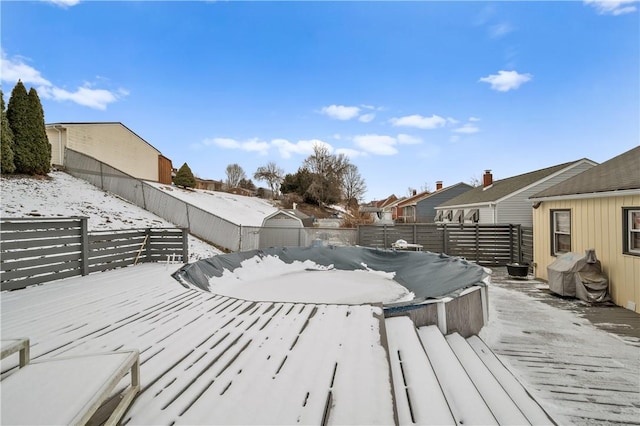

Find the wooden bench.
xmin=1 ymin=338 xmax=30 ymax=368
xmin=1 ymin=350 xmax=140 ymax=426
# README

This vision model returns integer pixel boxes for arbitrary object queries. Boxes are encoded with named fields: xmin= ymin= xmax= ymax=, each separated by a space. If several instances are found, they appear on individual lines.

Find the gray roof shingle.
xmin=531 ymin=146 xmax=640 ymax=199
xmin=438 ymin=160 xmax=587 ymax=207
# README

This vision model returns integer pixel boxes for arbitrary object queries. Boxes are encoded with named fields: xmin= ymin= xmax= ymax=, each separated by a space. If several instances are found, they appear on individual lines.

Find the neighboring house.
xmin=434 ymin=159 xmax=597 ymax=226
xmin=228 ymin=187 xmax=255 ymax=197
xmin=530 ymin=146 xmax=640 ymax=313
xmin=361 ymin=194 xmax=398 ymax=223
xmin=415 ymin=181 xmax=474 ymax=223
xmin=195 ymin=178 xmax=224 ymax=192
xmin=395 ymin=190 xmax=432 ymax=223
xmin=46 ymin=122 xmax=172 ymax=184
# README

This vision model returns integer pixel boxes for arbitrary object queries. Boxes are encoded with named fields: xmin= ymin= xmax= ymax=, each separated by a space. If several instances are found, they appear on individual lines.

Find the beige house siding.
xmin=533 ymin=195 xmax=640 ymax=313
xmin=46 ymin=123 xmax=160 ymax=182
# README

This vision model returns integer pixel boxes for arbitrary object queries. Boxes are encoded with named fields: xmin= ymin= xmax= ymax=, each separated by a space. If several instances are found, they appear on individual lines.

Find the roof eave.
xmin=530 ymin=188 xmax=640 ymax=202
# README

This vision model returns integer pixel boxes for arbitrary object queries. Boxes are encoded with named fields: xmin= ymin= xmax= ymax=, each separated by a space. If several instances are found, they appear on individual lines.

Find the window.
xmin=464 ymin=209 xmax=479 ymax=223
xmin=623 ymin=208 xmax=640 ymax=256
xmin=551 ymin=209 xmax=571 ymax=255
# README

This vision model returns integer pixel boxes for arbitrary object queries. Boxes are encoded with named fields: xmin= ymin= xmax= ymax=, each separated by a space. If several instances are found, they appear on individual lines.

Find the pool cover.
xmin=173 ymin=246 xmax=488 ymax=305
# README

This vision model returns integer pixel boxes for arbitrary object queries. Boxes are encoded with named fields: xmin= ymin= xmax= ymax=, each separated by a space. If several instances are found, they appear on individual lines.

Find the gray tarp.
xmin=173 ymin=246 xmax=488 ymax=305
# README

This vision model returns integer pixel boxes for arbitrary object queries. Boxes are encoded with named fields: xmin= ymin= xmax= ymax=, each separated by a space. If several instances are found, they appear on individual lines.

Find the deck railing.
xmin=0 ymin=217 xmax=188 ymax=291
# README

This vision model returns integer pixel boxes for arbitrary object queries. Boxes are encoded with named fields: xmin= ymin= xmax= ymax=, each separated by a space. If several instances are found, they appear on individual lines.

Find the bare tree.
xmin=469 ymin=175 xmax=482 ymax=187
xmin=342 ymin=164 xmax=367 ymax=209
xmin=302 ymin=143 xmax=351 ymax=205
xmin=225 ymin=163 xmax=246 ymax=189
xmin=254 ymin=161 xmax=284 ymax=199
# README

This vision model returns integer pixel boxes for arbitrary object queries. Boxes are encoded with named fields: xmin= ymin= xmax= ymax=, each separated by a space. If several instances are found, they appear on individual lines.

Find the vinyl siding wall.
xmin=497 ymin=161 xmax=596 ymax=226
xmin=47 ymin=124 xmax=160 ymax=182
xmin=416 ymin=185 xmax=473 ymax=222
xmin=533 ymin=195 xmax=640 ymax=313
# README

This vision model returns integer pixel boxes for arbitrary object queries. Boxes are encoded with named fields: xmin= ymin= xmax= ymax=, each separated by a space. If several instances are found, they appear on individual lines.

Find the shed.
xmin=259 ymin=209 xmax=313 ymax=248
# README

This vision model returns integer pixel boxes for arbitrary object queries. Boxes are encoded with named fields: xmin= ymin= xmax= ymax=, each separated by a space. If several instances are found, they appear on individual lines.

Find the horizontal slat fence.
xmin=358 ymin=223 xmax=527 ymax=266
xmin=1 ymin=217 xmax=188 ymax=291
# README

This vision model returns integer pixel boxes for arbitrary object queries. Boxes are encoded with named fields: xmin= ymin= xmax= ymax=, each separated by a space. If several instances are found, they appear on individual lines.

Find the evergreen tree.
xmin=0 ymin=90 xmax=16 ymax=174
xmin=7 ymin=80 xmax=33 ymax=174
xmin=27 ymin=88 xmax=51 ymax=175
xmin=174 ymin=162 xmax=196 ymax=188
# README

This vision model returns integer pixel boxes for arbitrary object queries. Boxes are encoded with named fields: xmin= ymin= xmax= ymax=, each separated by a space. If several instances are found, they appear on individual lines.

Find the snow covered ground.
xmin=145 ymin=180 xmax=278 ymax=227
xmin=481 ymin=275 xmax=640 ymax=425
xmin=1 ymin=171 xmax=222 ymax=261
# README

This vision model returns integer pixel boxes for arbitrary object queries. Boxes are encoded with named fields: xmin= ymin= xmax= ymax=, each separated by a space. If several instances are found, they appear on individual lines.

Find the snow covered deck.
xmin=1 ymin=263 xmax=556 ymax=425
xmin=1 ymin=264 xmax=396 ymax=425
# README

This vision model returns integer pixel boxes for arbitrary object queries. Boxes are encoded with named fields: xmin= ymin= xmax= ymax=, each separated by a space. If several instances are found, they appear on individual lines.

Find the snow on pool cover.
xmin=173 ymin=246 xmax=488 ymax=305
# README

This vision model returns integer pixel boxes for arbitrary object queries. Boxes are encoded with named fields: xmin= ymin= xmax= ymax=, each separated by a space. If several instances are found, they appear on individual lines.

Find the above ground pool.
xmin=173 ymin=246 xmax=488 ymax=307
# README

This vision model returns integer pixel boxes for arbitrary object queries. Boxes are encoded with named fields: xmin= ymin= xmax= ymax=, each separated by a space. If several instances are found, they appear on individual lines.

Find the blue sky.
xmin=2 ymin=0 xmax=638 ymax=201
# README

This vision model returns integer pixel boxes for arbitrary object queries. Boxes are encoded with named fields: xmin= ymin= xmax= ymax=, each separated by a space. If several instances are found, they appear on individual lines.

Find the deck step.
xmin=385 ymin=317 xmax=455 ymax=425
xmin=446 ymin=333 xmax=530 ymax=425
xmin=466 ymin=335 xmax=554 ymax=425
xmin=417 ymin=325 xmax=498 ymax=425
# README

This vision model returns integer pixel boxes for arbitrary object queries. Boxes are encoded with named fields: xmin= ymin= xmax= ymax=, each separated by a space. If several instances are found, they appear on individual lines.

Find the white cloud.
xmin=358 ymin=113 xmax=375 ymax=123
xmin=335 ymin=148 xmax=365 ymax=158
xmin=447 ymin=117 xmax=460 ymax=125
xmin=397 ymin=134 xmax=422 ymax=145
xmin=204 ymin=137 xmax=270 ymax=155
xmin=320 ymin=104 xmax=361 ymax=120
xmin=584 ymin=0 xmax=638 ymax=15
xmin=353 ymin=134 xmax=398 ymax=155
xmin=1 ymin=50 xmax=51 ymax=86
xmin=479 ymin=70 xmax=532 ymax=92
xmin=489 ymin=22 xmax=514 ymax=38
xmin=39 ymin=85 xmax=127 ymax=111
xmin=469 ymin=116 xmax=481 ymax=122
xmin=389 ymin=114 xmax=447 ymax=129
xmin=46 ymin=0 xmax=81 ymax=7
xmin=453 ymin=124 xmax=480 ymax=134
xmin=1 ymin=49 xmax=125 ymax=110
xmin=272 ymin=138 xmax=332 ymax=159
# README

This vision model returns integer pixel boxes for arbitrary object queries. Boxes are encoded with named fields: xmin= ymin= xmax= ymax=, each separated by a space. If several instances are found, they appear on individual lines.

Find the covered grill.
xmin=547 ymin=249 xmax=610 ymax=303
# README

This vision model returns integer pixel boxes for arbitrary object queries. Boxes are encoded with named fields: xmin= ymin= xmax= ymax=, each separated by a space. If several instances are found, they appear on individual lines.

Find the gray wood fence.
xmin=357 ymin=223 xmax=532 ymax=266
xmin=1 ymin=217 xmax=188 ymax=291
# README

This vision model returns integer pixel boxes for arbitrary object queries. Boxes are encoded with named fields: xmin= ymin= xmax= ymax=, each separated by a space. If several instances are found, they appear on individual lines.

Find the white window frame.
xmin=551 ymin=209 xmax=571 ymax=255
xmin=624 ymin=208 xmax=640 ymax=256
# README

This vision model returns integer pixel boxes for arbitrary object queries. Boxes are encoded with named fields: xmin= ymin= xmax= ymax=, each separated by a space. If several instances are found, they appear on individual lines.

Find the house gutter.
xmin=530 ymin=188 xmax=640 ymax=202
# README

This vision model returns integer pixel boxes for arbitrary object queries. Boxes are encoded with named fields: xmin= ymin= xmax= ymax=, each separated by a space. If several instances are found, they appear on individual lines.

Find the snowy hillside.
xmin=1 ymin=171 xmax=222 ymax=261
xmin=145 ymin=181 xmax=278 ymax=227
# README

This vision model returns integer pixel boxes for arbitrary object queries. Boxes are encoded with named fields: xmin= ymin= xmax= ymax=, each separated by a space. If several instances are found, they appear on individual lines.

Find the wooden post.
xmin=509 ymin=224 xmax=514 ymax=263
xmin=80 ymin=217 xmax=89 ymax=276
xmin=182 ymin=228 xmax=189 ymax=262
xmin=443 ymin=224 xmax=449 ymax=255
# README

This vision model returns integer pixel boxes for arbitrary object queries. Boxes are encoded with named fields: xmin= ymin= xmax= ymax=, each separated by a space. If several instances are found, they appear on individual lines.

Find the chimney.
xmin=483 ymin=170 xmax=493 ymax=188
xmin=436 ymin=181 xmax=443 ymax=191
xmin=412 ymin=189 xmax=417 ymax=196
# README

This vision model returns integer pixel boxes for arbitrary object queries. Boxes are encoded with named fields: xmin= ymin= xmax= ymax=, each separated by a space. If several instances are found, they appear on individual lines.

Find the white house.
xmin=435 ymin=159 xmax=597 ymax=227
